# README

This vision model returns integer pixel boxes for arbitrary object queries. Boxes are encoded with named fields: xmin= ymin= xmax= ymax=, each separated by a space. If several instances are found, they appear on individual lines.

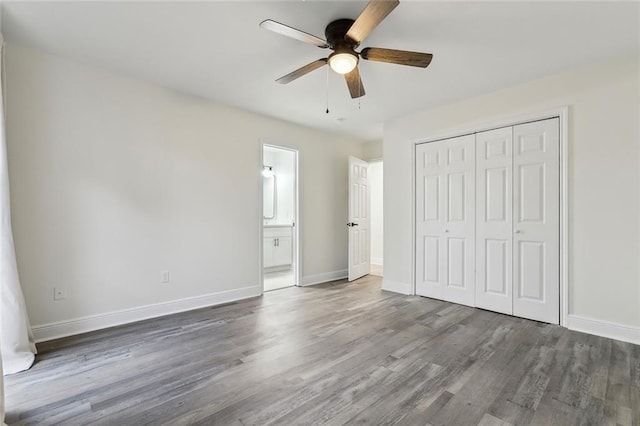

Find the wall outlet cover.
xmin=53 ymin=287 xmax=66 ymax=301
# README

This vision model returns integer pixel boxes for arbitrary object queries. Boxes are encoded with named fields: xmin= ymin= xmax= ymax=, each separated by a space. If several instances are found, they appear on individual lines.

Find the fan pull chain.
xmin=325 ymin=66 xmax=330 ymax=114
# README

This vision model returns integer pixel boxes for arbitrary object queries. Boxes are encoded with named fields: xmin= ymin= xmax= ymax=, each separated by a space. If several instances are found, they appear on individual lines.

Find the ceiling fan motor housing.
xmin=326 ymin=19 xmax=360 ymax=74
xmin=325 ymin=19 xmax=358 ymax=50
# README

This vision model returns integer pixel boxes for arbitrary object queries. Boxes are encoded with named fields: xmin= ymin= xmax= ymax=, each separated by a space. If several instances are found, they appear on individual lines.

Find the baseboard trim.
xmin=371 ymin=258 xmax=383 ymax=266
xmin=567 ymin=314 xmax=640 ymax=345
xmin=301 ymin=270 xmax=347 ymax=286
xmin=381 ymin=279 xmax=413 ymax=295
xmin=32 ymin=285 xmax=262 ymax=343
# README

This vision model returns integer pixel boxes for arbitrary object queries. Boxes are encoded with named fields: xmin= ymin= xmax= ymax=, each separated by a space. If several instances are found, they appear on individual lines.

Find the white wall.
xmin=362 ymin=139 xmax=382 ymax=161
xmin=369 ymin=162 xmax=383 ymax=266
xmin=384 ymin=54 xmax=640 ymax=330
xmin=6 ymin=44 xmax=364 ymax=335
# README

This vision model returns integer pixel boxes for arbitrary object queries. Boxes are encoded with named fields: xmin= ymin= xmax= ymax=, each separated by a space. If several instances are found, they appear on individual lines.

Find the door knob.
xmin=347 ymin=222 xmax=359 ymax=227
xmin=514 ymin=230 xmax=521 ymax=234
xmin=444 ymin=229 xmax=449 ymax=233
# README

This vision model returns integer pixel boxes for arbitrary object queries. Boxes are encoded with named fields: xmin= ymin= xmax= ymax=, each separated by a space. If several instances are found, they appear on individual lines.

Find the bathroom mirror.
xmin=263 ymin=174 xmax=276 ymax=219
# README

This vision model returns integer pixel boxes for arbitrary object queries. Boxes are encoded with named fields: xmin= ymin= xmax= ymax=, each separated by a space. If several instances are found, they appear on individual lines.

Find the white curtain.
xmin=0 ymin=351 xmax=4 ymax=424
xmin=0 ymin=34 xmax=37 ymax=377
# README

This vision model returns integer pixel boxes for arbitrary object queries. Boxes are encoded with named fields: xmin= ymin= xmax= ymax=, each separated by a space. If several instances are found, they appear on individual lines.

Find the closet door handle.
xmin=514 ymin=230 xmax=521 ymax=234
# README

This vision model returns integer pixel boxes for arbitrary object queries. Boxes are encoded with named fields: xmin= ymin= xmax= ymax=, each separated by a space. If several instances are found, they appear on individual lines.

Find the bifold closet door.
xmin=475 ymin=118 xmax=559 ymax=323
xmin=513 ymin=118 xmax=559 ymax=324
xmin=415 ymin=135 xmax=475 ymax=307
xmin=475 ymin=127 xmax=513 ymax=315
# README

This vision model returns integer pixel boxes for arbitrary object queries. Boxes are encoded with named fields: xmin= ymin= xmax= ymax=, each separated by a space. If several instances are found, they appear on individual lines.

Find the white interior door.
xmin=476 ymin=127 xmax=513 ymax=315
xmin=513 ymin=118 xmax=560 ymax=324
xmin=416 ymin=135 xmax=476 ymax=306
xmin=348 ymin=156 xmax=370 ymax=281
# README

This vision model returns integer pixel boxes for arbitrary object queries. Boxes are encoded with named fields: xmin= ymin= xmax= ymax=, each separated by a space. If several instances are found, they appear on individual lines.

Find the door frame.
xmin=368 ymin=159 xmax=383 ymax=271
xmin=259 ymin=142 xmax=301 ymax=293
xmin=411 ymin=106 xmax=569 ymax=326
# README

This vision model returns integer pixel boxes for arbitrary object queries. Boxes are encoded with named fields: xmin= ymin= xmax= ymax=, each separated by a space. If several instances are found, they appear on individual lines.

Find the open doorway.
xmin=262 ymin=144 xmax=299 ymax=292
xmin=347 ymin=157 xmax=383 ymax=281
xmin=369 ymin=161 xmax=383 ymax=277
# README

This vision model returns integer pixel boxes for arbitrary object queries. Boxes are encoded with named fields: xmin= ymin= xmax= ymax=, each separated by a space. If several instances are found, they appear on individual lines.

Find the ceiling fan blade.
xmin=361 ymin=47 xmax=433 ymax=68
xmin=260 ymin=19 xmax=329 ymax=48
xmin=346 ymin=0 xmax=400 ymax=44
xmin=276 ymin=59 xmax=328 ymax=84
xmin=344 ymin=66 xmax=366 ymax=99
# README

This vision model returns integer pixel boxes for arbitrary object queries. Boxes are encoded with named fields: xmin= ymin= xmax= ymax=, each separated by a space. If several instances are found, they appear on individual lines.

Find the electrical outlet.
xmin=53 ymin=287 xmax=66 ymax=301
xmin=160 ymin=271 xmax=170 ymax=283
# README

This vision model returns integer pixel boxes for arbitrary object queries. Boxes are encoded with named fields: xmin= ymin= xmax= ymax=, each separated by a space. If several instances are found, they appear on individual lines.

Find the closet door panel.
xmin=441 ymin=136 xmax=476 ymax=306
xmin=513 ymin=118 xmax=560 ymax=324
xmin=475 ymin=127 xmax=513 ymax=315
xmin=416 ymin=134 xmax=475 ymax=306
xmin=416 ymin=140 xmax=446 ymax=299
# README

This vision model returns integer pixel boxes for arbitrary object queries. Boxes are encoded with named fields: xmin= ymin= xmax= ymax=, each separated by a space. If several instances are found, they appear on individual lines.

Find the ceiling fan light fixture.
xmin=261 ymin=0 xmax=431 ymax=99
xmin=328 ymin=51 xmax=358 ymax=75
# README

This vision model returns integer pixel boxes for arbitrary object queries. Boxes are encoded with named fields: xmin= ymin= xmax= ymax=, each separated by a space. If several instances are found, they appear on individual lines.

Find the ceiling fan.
xmin=259 ymin=0 xmax=433 ymax=99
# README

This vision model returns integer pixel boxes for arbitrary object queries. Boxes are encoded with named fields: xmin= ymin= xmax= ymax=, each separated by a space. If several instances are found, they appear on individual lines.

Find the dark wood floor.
xmin=6 ymin=276 xmax=639 ymax=425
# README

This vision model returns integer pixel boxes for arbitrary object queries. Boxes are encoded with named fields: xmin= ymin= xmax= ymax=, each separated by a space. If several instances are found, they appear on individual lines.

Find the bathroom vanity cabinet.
xmin=263 ymin=225 xmax=293 ymax=268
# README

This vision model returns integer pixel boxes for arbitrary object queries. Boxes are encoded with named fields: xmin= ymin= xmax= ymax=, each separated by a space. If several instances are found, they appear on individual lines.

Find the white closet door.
xmin=416 ymin=139 xmax=446 ymax=300
xmin=513 ymin=118 xmax=560 ymax=324
xmin=475 ymin=127 xmax=513 ymax=315
xmin=442 ymin=136 xmax=476 ymax=306
xmin=416 ymin=135 xmax=475 ymax=306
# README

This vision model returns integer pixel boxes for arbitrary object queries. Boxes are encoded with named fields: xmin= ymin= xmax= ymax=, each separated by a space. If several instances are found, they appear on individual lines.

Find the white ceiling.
xmin=2 ymin=1 xmax=639 ymax=141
